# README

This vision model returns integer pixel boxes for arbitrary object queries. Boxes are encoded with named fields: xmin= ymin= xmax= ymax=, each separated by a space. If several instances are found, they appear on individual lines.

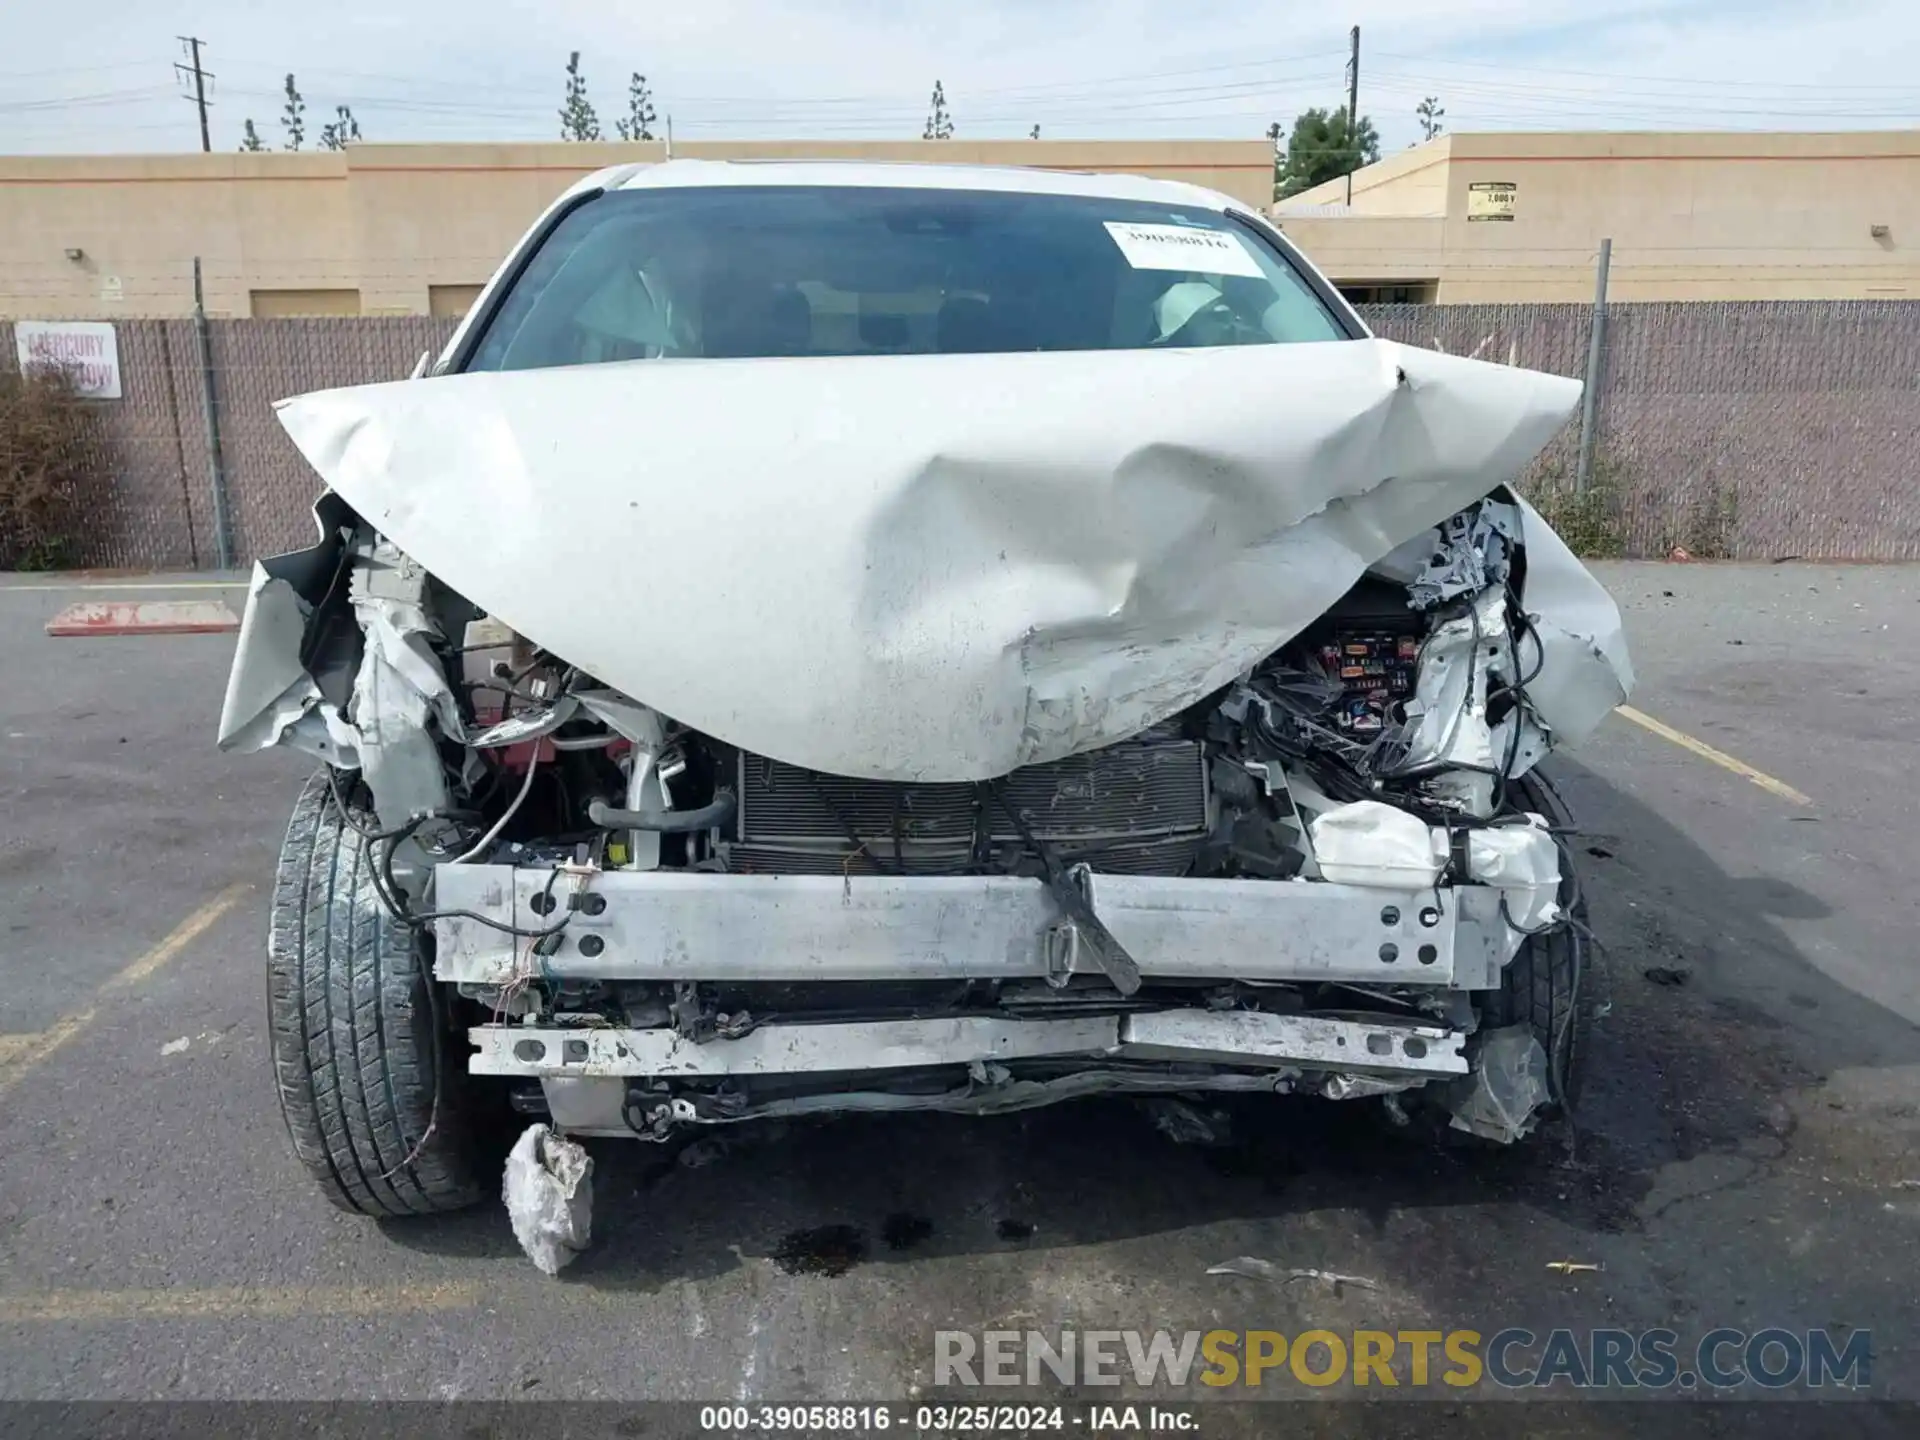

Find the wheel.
xmin=1481 ymin=771 xmax=1591 ymax=1109
xmin=1484 ymin=915 xmax=1588 ymax=1109
xmin=266 ymin=769 xmax=484 ymax=1216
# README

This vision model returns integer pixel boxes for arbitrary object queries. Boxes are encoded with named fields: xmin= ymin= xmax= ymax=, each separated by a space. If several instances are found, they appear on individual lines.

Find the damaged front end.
xmin=223 ymin=337 xmax=1630 ymax=1154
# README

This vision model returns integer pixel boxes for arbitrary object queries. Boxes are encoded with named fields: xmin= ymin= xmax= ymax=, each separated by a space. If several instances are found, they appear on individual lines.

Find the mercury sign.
xmin=15 ymin=321 xmax=123 ymax=399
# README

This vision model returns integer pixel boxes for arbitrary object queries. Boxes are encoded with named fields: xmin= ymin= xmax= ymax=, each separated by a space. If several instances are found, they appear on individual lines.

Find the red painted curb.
xmin=45 ymin=599 xmax=241 ymax=638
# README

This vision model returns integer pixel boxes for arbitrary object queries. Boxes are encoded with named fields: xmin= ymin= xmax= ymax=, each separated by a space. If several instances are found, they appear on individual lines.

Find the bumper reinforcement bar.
xmin=435 ymin=868 xmax=1517 ymax=989
xmin=469 ymin=1009 xmax=1469 ymax=1080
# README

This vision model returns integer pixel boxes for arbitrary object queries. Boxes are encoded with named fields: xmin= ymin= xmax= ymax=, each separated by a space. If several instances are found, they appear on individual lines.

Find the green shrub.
xmin=1662 ymin=476 xmax=1738 ymax=560
xmin=0 ymin=363 xmax=98 ymax=570
xmin=1523 ymin=455 xmax=1627 ymax=559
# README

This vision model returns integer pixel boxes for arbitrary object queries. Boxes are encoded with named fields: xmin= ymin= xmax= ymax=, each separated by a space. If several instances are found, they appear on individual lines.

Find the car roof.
xmin=560 ymin=158 xmax=1242 ymax=213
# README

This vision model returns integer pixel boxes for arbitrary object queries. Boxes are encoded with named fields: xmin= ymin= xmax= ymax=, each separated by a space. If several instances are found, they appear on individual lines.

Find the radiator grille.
xmin=724 ymin=835 xmax=1205 ymax=877
xmin=727 ymin=736 xmax=1210 ymax=877
xmin=737 ymin=741 xmax=1207 ymax=846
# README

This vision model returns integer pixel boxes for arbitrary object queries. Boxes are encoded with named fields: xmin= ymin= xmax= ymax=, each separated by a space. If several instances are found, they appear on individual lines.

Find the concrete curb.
xmin=45 ymin=599 xmax=240 ymax=637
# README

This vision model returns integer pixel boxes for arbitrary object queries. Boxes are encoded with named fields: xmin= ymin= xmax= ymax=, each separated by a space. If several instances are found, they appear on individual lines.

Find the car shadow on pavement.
xmin=380 ymin=758 xmax=1920 ymax=1294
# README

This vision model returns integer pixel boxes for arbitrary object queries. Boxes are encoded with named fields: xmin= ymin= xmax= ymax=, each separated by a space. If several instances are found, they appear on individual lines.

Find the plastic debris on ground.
xmin=1447 ymin=1025 xmax=1551 ymax=1143
xmin=1207 ymin=1256 xmax=1380 ymax=1293
xmin=503 ymin=1123 xmax=593 ymax=1276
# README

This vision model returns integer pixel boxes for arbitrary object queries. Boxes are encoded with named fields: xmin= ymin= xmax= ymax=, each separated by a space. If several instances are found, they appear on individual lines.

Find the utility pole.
xmin=1344 ymin=25 xmax=1361 ymax=206
xmin=1575 ymin=237 xmax=1613 ymax=494
xmin=191 ymin=257 xmax=234 ymax=569
xmin=175 ymin=36 xmax=213 ymax=152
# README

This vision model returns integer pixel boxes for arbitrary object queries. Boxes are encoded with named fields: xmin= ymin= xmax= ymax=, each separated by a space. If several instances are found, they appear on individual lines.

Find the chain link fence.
xmin=4 ymin=302 xmax=1917 ymax=568
xmin=1364 ymin=300 xmax=1920 ymax=560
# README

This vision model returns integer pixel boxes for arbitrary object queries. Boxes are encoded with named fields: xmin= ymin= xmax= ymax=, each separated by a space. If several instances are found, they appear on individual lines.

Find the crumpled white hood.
xmin=276 ymin=339 xmax=1592 ymax=781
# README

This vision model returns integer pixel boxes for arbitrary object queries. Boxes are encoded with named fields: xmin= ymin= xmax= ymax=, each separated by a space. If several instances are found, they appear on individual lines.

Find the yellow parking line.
xmin=1614 ymin=705 xmax=1813 ymax=807
xmin=103 ymin=882 xmax=253 ymax=991
xmin=0 ymin=882 xmax=251 ymax=1099
xmin=0 ymin=1281 xmax=485 ymax=1323
xmin=0 ymin=1034 xmax=38 ymax=1066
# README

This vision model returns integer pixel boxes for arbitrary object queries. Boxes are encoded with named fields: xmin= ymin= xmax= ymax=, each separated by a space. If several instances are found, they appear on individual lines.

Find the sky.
xmin=1 ymin=0 xmax=1915 ymax=155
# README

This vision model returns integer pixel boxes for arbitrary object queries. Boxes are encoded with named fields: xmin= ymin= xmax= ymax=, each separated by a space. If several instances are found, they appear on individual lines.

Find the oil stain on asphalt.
xmin=772 ymin=1225 xmax=868 ymax=1276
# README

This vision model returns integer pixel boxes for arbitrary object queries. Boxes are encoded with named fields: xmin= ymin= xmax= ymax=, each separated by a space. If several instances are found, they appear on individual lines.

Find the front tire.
xmin=1483 ymin=771 xmax=1590 ymax=1110
xmin=266 ymin=770 xmax=483 ymax=1216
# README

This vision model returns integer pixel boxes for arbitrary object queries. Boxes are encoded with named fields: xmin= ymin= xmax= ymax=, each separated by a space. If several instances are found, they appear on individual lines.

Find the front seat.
xmin=937 ymin=296 xmax=1012 ymax=354
xmin=704 ymin=281 xmax=813 ymax=358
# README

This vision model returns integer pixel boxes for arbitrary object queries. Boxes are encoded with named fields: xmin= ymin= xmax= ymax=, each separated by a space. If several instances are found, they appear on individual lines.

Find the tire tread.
xmin=267 ymin=771 xmax=481 ymax=1217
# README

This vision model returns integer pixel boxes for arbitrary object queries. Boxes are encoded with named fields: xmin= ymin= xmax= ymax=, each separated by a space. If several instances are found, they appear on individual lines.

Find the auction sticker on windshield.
xmin=1103 ymin=221 xmax=1265 ymax=278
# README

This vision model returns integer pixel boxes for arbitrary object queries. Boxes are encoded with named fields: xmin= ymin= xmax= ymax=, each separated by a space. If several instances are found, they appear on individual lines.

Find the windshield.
xmin=464 ymin=184 xmax=1350 ymax=371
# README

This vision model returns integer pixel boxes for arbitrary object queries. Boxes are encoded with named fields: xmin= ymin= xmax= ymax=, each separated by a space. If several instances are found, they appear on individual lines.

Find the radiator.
xmin=725 ymin=735 xmax=1209 ymax=877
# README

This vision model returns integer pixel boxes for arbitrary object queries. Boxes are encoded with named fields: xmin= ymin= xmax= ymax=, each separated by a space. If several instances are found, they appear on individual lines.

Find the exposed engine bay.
xmin=223 ymin=481 xmax=1629 ymax=1148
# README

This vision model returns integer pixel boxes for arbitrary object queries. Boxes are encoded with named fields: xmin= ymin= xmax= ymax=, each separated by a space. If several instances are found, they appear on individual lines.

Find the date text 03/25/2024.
xmin=698 ymin=1404 xmax=1194 ymax=1433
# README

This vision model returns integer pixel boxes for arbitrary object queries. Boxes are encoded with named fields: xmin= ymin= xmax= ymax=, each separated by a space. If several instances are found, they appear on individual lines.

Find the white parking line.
xmin=0 ymin=1282 xmax=485 ymax=1322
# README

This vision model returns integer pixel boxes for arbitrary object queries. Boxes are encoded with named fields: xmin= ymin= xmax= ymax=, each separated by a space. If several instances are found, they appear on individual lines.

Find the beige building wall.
xmin=0 ymin=139 xmax=1274 ymax=319
xmin=1280 ymin=131 xmax=1920 ymax=302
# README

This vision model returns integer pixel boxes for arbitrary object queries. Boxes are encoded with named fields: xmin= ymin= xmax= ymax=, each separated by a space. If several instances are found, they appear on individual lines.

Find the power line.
xmin=0 ymin=85 xmax=180 ymax=114
xmin=1369 ymin=68 xmax=1920 ymax=105
xmin=210 ymin=64 xmax=1344 ymax=118
xmin=202 ymin=44 xmax=1350 ymax=106
xmin=1367 ymin=69 xmax=1920 ymax=114
xmin=1372 ymin=50 xmax=1920 ymax=93
xmin=0 ymin=59 xmax=155 ymax=84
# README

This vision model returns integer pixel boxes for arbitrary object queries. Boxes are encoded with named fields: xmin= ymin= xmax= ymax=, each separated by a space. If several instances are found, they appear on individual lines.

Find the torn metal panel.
xmin=1513 ymin=494 xmax=1634 ymax=744
xmin=218 ymin=499 xmax=472 ymax=827
xmin=275 ymin=339 xmax=1581 ymax=783
xmin=1407 ymin=499 xmax=1518 ymax=610
xmin=216 ymin=569 xmax=359 ymax=767
xmin=346 ymin=539 xmax=460 ymax=825
xmin=1396 ymin=585 xmax=1510 ymax=775
xmin=217 ymin=493 xmax=362 ymax=763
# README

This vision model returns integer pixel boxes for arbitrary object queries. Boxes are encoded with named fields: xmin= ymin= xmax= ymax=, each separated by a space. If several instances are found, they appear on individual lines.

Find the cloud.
xmin=0 ymin=0 xmax=1914 ymax=153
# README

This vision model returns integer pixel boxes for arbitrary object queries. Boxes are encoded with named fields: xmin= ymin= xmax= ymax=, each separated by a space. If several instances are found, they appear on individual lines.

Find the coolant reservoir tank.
xmin=1308 ymin=800 xmax=1446 ymax=889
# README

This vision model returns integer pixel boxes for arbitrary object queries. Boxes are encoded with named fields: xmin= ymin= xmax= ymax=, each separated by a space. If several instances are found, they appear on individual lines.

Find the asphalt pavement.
xmin=0 ymin=563 xmax=1915 ymax=1431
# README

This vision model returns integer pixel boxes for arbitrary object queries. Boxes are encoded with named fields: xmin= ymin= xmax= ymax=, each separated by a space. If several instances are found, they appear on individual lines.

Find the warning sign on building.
xmin=1467 ymin=181 xmax=1518 ymax=222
